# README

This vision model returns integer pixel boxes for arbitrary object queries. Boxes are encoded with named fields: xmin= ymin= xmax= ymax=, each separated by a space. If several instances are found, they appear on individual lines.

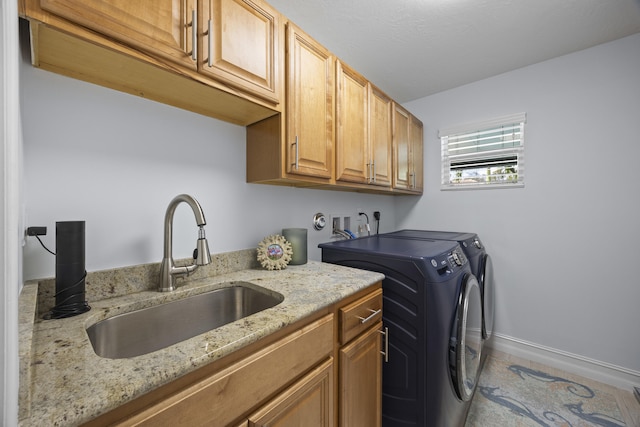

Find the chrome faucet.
xmin=159 ymin=194 xmax=212 ymax=292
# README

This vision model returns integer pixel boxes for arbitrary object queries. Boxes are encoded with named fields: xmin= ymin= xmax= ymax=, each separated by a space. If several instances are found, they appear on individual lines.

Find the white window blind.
xmin=440 ymin=113 xmax=526 ymax=190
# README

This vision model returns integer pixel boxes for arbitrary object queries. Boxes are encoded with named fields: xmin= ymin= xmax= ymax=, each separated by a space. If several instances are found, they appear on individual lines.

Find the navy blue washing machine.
xmin=319 ymin=236 xmax=483 ymax=427
xmin=384 ymin=230 xmax=494 ymax=344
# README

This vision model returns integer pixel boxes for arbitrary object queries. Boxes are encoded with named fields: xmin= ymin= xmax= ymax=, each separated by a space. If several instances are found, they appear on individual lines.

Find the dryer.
xmin=384 ymin=230 xmax=494 ymax=343
xmin=320 ymin=236 xmax=482 ymax=427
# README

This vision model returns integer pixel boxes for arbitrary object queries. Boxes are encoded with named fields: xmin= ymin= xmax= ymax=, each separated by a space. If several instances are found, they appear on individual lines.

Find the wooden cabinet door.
xmin=336 ymin=60 xmax=369 ymax=184
xmin=339 ymin=323 xmax=382 ymax=427
xmin=410 ymin=115 xmax=424 ymax=192
xmin=248 ymin=358 xmax=334 ymax=427
xmin=201 ymin=0 xmax=281 ymax=104
xmin=286 ymin=22 xmax=334 ymax=180
xmin=392 ymin=103 xmax=411 ymax=190
xmin=113 ymin=315 xmax=334 ymax=427
xmin=39 ymin=0 xmax=197 ymax=69
xmin=369 ymin=85 xmax=393 ymax=187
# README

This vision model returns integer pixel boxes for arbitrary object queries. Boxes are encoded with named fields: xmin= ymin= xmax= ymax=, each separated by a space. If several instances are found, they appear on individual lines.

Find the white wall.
xmin=398 ymin=33 xmax=640 ymax=375
xmin=2 ymin=0 xmax=22 ymax=424
xmin=19 ymin=38 xmax=396 ymax=282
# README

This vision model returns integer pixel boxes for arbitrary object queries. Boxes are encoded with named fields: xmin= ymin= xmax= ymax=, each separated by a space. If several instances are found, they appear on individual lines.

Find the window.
xmin=440 ymin=113 xmax=526 ymax=189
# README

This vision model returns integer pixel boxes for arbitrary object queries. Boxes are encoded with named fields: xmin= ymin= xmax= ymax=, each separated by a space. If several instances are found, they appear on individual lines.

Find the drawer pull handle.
xmin=380 ymin=326 xmax=389 ymax=362
xmin=357 ymin=308 xmax=381 ymax=324
xmin=292 ymin=136 xmax=299 ymax=169
xmin=190 ymin=9 xmax=197 ymax=61
xmin=372 ymin=160 xmax=376 ymax=183
xmin=207 ymin=19 xmax=213 ymax=67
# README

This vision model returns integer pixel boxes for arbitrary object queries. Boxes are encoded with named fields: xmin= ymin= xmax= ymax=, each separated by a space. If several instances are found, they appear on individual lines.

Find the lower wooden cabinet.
xmin=83 ymin=283 xmax=382 ymax=427
xmin=338 ymin=288 xmax=383 ymax=426
xmin=339 ymin=324 xmax=382 ymax=427
xmin=245 ymin=358 xmax=334 ymax=427
xmin=84 ymin=315 xmax=334 ymax=427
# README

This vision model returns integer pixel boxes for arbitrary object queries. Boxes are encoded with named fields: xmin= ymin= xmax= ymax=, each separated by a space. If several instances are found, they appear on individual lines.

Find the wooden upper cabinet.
xmin=30 ymin=0 xmax=418 ymax=194
xmin=393 ymin=103 xmax=411 ymax=190
xmin=335 ymin=62 xmax=392 ymax=188
xmin=39 ymin=0 xmax=198 ymax=70
xmin=392 ymin=103 xmax=423 ymax=193
xmin=286 ymin=22 xmax=334 ymax=180
xmin=336 ymin=60 xmax=368 ymax=184
xmin=368 ymin=85 xmax=393 ymax=187
xmin=410 ymin=115 xmax=424 ymax=192
xmin=201 ymin=0 xmax=281 ymax=104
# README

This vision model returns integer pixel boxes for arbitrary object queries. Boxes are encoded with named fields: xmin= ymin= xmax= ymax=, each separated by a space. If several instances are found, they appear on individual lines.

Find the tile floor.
xmin=466 ymin=349 xmax=640 ymax=426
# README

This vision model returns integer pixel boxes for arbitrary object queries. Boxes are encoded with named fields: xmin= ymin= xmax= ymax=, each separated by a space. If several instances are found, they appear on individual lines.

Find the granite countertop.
xmin=19 ymin=249 xmax=384 ymax=426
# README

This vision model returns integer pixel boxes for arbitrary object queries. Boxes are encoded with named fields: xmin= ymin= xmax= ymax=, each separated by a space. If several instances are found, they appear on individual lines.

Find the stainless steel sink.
xmin=86 ymin=283 xmax=284 ymax=359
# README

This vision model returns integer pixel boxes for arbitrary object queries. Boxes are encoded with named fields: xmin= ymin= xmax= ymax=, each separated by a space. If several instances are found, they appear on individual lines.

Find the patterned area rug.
xmin=466 ymin=357 xmax=627 ymax=427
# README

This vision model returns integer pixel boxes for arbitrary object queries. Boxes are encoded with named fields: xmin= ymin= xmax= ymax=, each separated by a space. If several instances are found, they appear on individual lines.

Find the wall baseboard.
xmin=487 ymin=333 xmax=640 ymax=391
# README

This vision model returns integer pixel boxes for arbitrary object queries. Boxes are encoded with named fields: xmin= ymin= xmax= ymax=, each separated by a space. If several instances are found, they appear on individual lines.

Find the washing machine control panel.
xmin=451 ymin=251 xmax=463 ymax=266
xmin=450 ymin=248 xmax=467 ymax=267
xmin=431 ymin=247 xmax=467 ymax=275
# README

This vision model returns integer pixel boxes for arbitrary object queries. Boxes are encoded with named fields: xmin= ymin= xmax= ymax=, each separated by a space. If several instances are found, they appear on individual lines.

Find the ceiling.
xmin=267 ymin=0 xmax=640 ymax=102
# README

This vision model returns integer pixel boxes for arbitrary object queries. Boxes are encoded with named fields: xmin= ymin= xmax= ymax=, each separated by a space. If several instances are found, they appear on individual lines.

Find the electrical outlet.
xmin=332 ymin=216 xmax=340 ymax=231
xmin=344 ymin=216 xmax=351 ymax=231
xmin=27 ymin=226 xmax=47 ymax=236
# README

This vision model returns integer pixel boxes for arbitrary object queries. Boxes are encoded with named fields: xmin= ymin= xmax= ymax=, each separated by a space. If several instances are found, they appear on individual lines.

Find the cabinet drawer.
xmin=339 ymin=288 xmax=382 ymax=345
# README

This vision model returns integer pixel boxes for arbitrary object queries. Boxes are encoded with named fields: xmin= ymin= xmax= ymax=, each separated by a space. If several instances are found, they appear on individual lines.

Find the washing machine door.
xmin=480 ymin=254 xmax=494 ymax=339
xmin=450 ymin=273 xmax=483 ymax=402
